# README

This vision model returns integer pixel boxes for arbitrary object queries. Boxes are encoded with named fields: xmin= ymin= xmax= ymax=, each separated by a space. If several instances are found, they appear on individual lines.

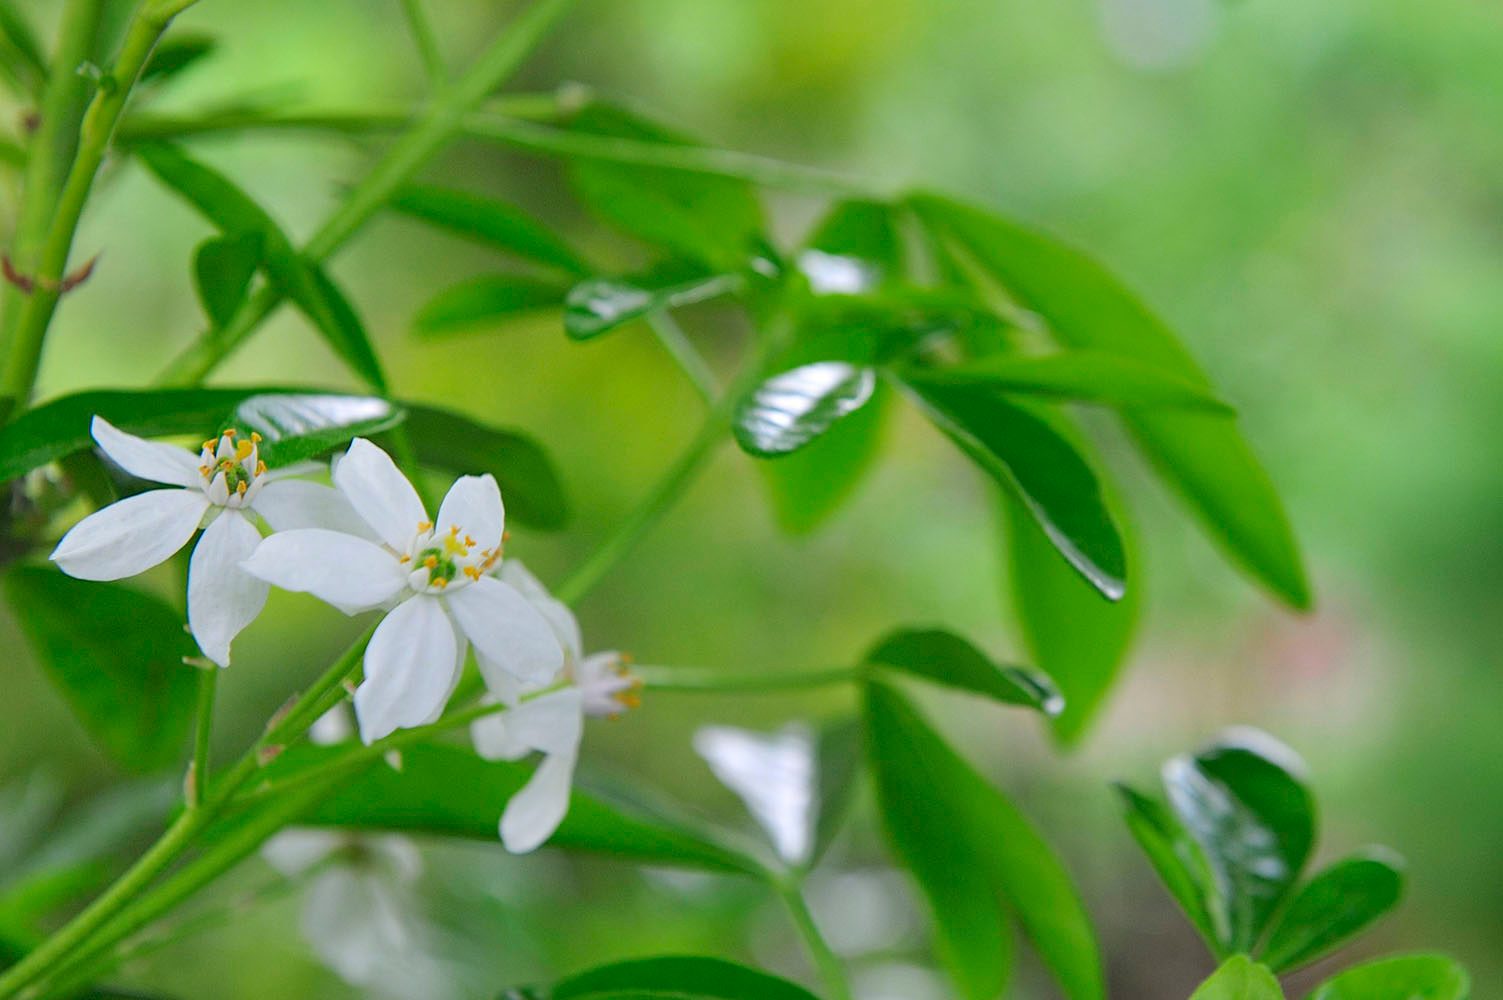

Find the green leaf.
xmin=1262 ymin=850 xmax=1406 ymax=973
xmin=140 ymin=32 xmax=216 ymax=85
xmin=413 ymin=275 xmax=568 ymax=336
xmin=137 ymin=142 xmax=388 ymax=391
xmin=1004 ymin=480 xmax=1139 ymax=745
xmin=759 ymin=385 xmax=888 ymax=534
xmin=911 ymin=351 xmax=1234 ymax=413
xmin=0 ymin=3 xmax=45 ymax=93
xmin=3 ymin=568 xmax=196 ymax=773
xmin=295 ymin=744 xmax=759 ymax=874
xmin=552 ymin=956 xmax=820 ymax=1000
xmin=797 ymin=198 xmax=903 ymax=293
xmin=389 ymin=185 xmax=588 ymax=275
xmin=809 ymin=718 xmax=861 ymax=868
xmin=398 ymin=404 xmax=568 ymax=530
xmin=902 ymin=378 xmax=1126 ymax=599
xmin=865 ymin=682 xmax=1102 ymax=1000
xmin=909 ymin=192 xmax=1309 ymax=608
xmin=865 ymin=628 xmax=1062 ymax=715
xmin=1163 ymin=730 xmax=1317 ymax=953
xmin=564 ymin=273 xmax=738 ymax=341
xmin=193 ymin=232 xmax=263 ymax=329
xmin=734 ymin=362 xmax=877 ymax=458
xmin=1113 ymin=783 xmax=1221 ymax=953
xmin=563 ymin=101 xmax=767 ymax=270
xmin=1304 ymin=955 xmax=1470 ymax=1000
xmin=0 ymin=386 xmax=401 ymax=483
xmin=1189 ymin=956 xmax=1285 ymax=1000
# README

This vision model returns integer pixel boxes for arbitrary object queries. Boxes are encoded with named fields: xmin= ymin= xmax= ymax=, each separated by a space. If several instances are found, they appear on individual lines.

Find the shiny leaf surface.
xmin=552 ymin=956 xmax=820 ymax=1000
xmin=865 ymin=627 xmax=1063 ymax=715
xmin=1304 ymin=955 xmax=1470 ymax=1000
xmin=912 ymin=351 xmax=1234 ymax=412
xmin=563 ymin=273 xmax=738 ymax=341
xmin=1113 ymin=782 xmax=1221 ymax=952
xmin=1263 ymin=850 xmax=1406 ymax=973
xmin=734 ymin=362 xmax=876 ymax=457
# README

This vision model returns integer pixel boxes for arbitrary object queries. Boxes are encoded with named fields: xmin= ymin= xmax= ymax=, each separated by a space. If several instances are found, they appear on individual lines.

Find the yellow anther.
xmin=399 ymin=555 xmax=411 ymax=564
xmin=433 ymin=577 xmax=448 ymax=589
xmin=423 ymin=555 xmax=438 ymax=569
xmin=202 ymin=439 xmax=217 ymax=452
xmin=235 ymin=440 xmax=254 ymax=461
xmin=198 ymin=465 xmax=210 ymax=476
xmin=463 ymin=566 xmax=481 ymax=580
xmin=221 ymin=428 xmax=236 ymax=438
xmin=236 ymin=480 xmax=248 ymax=495
xmin=255 ymin=460 xmax=267 ymax=476
xmin=502 ymin=530 xmax=511 ymax=542
xmin=464 ymin=535 xmax=475 ymax=547
xmin=250 ymin=432 xmax=262 ymax=443
xmin=417 ymin=520 xmax=432 ymax=533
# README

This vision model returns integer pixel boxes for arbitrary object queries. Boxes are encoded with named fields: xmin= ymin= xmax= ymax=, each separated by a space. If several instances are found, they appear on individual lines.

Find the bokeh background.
xmin=0 ymin=0 xmax=1499 ymax=996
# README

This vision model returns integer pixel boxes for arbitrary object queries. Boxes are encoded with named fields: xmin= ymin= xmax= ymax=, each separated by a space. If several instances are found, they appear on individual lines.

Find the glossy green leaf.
xmin=865 ymin=682 xmax=1103 ymax=1000
xmin=1304 ymin=955 xmax=1470 ymax=1000
xmin=865 ymin=627 xmax=1063 ymax=715
xmin=552 ymin=956 xmax=820 ymax=1000
xmin=389 ymin=185 xmax=588 ymax=275
xmin=903 ymin=378 xmax=1126 ymax=599
xmin=1113 ymin=783 xmax=1221 ymax=952
xmin=3 ymin=568 xmax=195 ymax=773
xmin=1004 ymin=479 xmax=1139 ymax=744
xmin=1189 ymin=956 xmax=1285 ymax=1000
xmin=759 ymin=385 xmax=887 ymax=535
xmin=563 ymin=101 xmax=767 ymax=269
xmin=564 ymin=274 xmax=738 ymax=341
xmin=1262 ymin=850 xmax=1406 ymax=973
xmin=913 ymin=352 xmax=1233 ymax=412
xmin=232 ymin=393 xmax=404 ymax=467
xmin=735 ymin=362 xmax=876 ymax=458
xmin=193 ymin=232 xmax=263 ymax=330
xmin=909 ymin=192 xmax=1309 ymax=608
xmin=137 ymin=142 xmax=388 ymax=391
xmin=1163 ymin=731 xmax=1316 ymax=952
xmin=140 ymin=32 xmax=216 ymax=85
xmin=797 ymin=199 xmax=902 ymax=294
xmin=413 ymin=275 xmax=568 ymax=336
xmin=295 ymin=744 xmax=758 ymax=874
xmin=398 ymin=404 xmax=568 ymax=530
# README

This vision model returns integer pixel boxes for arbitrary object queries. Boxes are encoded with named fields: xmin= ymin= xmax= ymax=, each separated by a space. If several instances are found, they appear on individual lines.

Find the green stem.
xmin=647 ymin=312 xmax=719 ymax=405
xmin=637 ymin=664 xmax=863 ymax=693
xmin=151 ymin=0 xmax=579 ymax=388
xmin=399 ymin=0 xmax=446 ymax=88
xmin=187 ymin=666 xmax=218 ymax=809
xmin=776 ymin=881 xmax=854 ymax=1000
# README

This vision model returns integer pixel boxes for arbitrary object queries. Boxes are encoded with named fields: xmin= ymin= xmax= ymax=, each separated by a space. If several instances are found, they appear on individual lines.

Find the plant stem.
xmin=186 ymin=666 xmax=218 ymax=809
xmin=637 ymin=664 xmax=864 ymax=693
xmin=647 ymin=313 xmax=719 ymax=405
xmin=777 ymin=881 xmax=854 ymax=1000
xmin=151 ymin=0 xmax=579 ymax=388
xmin=399 ymin=0 xmax=446 ymax=89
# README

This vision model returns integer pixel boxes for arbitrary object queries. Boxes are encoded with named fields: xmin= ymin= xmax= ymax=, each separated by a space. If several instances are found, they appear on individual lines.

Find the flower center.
xmin=197 ymin=429 xmax=268 ymax=508
xmin=400 ymin=522 xmax=500 ymax=594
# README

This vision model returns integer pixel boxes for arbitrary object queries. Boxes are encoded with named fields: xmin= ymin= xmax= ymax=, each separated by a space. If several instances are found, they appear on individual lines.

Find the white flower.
xmin=693 ymin=723 xmax=816 ymax=866
xmin=470 ymin=561 xmax=641 ymax=853
xmin=242 ymin=439 xmax=563 ymax=744
xmin=50 ymin=417 xmax=345 ymax=667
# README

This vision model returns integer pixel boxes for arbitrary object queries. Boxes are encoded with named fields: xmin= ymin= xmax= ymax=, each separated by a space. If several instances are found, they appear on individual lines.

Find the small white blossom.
xmin=470 ymin=561 xmax=640 ymax=853
xmin=242 ymin=439 xmax=563 ymax=743
xmin=50 ymin=417 xmax=345 ymax=667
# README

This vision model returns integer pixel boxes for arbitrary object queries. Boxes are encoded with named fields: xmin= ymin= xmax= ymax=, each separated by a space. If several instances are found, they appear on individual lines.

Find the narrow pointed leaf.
xmin=390 ymin=185 xmax=588 ymax=275
xmin=1113 ymin=783 xmax=1221 ymax=951
xmin=910 ymin=192 xmax=1309 ymax=608
xmin=140 ymin=32 xmax=216 ymax=85
xmin=193 ymin=232 xmax=262 ymax=329
xmin=4 ymin=568 xmax=196 ymax=773
xmin=1189 ymin=956 xmax=1285 ymax=1000
xmin=913 ymin=351 xmax=1233 ymax=412
xmin=809 ymin=718 xmax=861 ymax=868
xmin=1262 ymin=850 xmax=1406 ymax=973
xmin=0 ymin=3 xmax=45 ymax=92
xmin=413 ymin=274 xmax=568 ymax=336
xmin=735 ymin=362 xmax=876 ymax=457
xmin=564 ymin=273 xmax=738 ymax=340
xmin=553 ymin=956 xmax=820 ymax=1000
xmin=865 ymin=627 xmax=1062 ymax=715
xmin=1305 ymin=955 xmax=1470 ymax=1000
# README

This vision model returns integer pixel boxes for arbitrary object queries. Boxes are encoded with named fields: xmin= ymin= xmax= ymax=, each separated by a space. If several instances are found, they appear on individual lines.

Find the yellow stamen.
xmin=250 ymin=432 xmax=262 ymax=443
xmin=255 ymin=460 xmax=267 ymax=476
xmin=202 ymin=439 xmax=217 ymax=452
xmin=236 ymin=481 xmax=247 ymax=495
xmin=433 ymin=577 xmax=448 ymax=589
xmin=221 ymin=428 xmax=236 ymax=438
xmin=463 ymin=566 xmax=481 ymax=580
xmin=235 ymin=440 xmax=254 ymax=461
xmin=423 ymin=555 xmax=438 ymax=569
xmin=399 ymin=555 xmax=411 ymax=564
xmin=417 ymin=520 xmax=432 ymax=533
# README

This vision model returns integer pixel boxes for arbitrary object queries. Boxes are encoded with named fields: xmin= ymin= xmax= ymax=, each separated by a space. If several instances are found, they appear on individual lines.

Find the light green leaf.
xmin=865 ymin=627 xmax=1062 ymax=715
xmin=1189 ymin=956 xmax=1285 ymax=1000
xmin=1262 ymin=850 xmax=1406 ymax=973
xmin=865 ymin=682 xmax=1102 ymax=1000
xmin=0 ymin=2 xmax=45 ymax=94
xmin=193 ymin=232 xmax=263 ymax=330
xmin=140 ymin=32 xmax=216 ymax=85
xmin=1113 ymin=782 xmax=1221 ymax=953
xmin=389 ymin=184 xmax=588 ymax=275
xmin=796 ymin=198 xmax=903 ymax=294
xmin=734 ymin=362 xmax=876 ymax=458
xmin=809 ymin=718 xmax=861 ymax=869
xmin=413 ymin=274 xmax=568 ymax=336
xmin=912 ymin=351 xmax=1233 ymax=412
xmin=552 ymin=956 xmax=820 ymax=1000
xmin=1304 ymin=954 xmax=1470 ymax=1000
xmin=564 ymin=273 xmax=738 ymax=341
xmin=909 ymin=192 xmax=1309 ymax=608
xmin=759 ymin=385 xmax=888 ymax=535
xmin=3 ymin=568 xmax=196 ymax=773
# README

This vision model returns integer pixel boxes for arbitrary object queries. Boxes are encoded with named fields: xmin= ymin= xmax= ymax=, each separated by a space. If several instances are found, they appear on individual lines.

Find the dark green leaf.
xmin=193 ymin=232 xmax=263 ymax=329
xmin=809 ymin=718 xmax=861 ymax=869
xmin=0 ymin=3 xmax=45 ymax=93
xmin=140 ymin=32 xmax=216 ymax=85
xmin=414 ymin=275 xmax=568 ymax=336
xmin=564 ymin=274 xmax=738 ymax=341
xmin=276 ymin=263 xmax=388 ymax=394
xmin=902 ymin=378 xmax=1126 ymax=599
xmin=553 ymin=956 xmax=820 ymax=1000
xmin=136 ymin=141 xmax=277 ymax=236
xmin=1304 ymin=955 xmax=1469 ymax=1000
xmin=1113 ymin=783 xmax=1221 ymax=953
xmin=865 ymin=682 xmax=1102 ymax=1000
xmin=865 ymin=628 xmax=1063 ymax=715
xmin=758 ymin=385 xmax=887 ymax=534
xmin=1262 ymin=850 xmax=1406 ymax=973
xmin=912 ymin=352 xmax=1234 ymax=412
xmin=909 ymin=192 xmax=1309 ymax=608
xmin=735 ymin=362 xmax=876 ymax=458
xmin=233 ymin=393 xmax=404 ymax=467
xmin=1163 ymin=730 xmax=1316 ymax=952
xmin=295 ymin=744 xmax=759 ymax=874
xmin=1004 ymin=480 xmax=1139 ymax=744
xmin=399 ymin=404 xmax=568 ymax=530
xmin=3 ymin=567 xmax=195 ymax=773
xmin=389 ymin=185 xmax=588 ymax=275
xmin=797 ymin=199 xmax=902 ymax=294
xmin=1189 ymin=956 xmax=1285 ymax=1000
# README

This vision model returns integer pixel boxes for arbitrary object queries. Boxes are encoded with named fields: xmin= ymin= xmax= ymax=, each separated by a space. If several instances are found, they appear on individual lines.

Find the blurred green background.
xmin=0 ymin=0 xmax=1499 ymax=996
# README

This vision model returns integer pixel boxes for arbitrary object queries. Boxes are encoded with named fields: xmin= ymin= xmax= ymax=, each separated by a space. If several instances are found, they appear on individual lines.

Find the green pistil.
xmin=416 ymin=547 xmax=457 ymax=585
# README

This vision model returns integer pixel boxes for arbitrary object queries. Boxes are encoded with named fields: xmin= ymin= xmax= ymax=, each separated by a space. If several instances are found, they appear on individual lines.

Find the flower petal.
xmin=51 ymin=489 xmax=209 ymax=581
xmin=261 ymin=828 xmax=344 ymax=876
xmin=434 ymin=474 xmax=503 ymax=552
xmin=353 ymin=595 xmax=460 ymax=743
xmin=90 ymin=416 xmax=201 ymax=488
xmin=331 ymin=439 xmax=426 ymax=550
xmin=446 ymin=576 xmax=564 ymax=687
xmin=501 ymin=749 xmax=578 ymax=853
xmin=241 ymin=529 xmax=406 ymax=612
xmin=303 ymin=868 xmax=412 ymax=986
xmin=252 ymin=479 xmax=379 ymax=540
xmin=499 ymin=559 xmax=581 ymax=662
xmin=472 ymin=687 xmax=583 ymax=761
xmin=188 ymin=510 xmax=269 ymax=667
